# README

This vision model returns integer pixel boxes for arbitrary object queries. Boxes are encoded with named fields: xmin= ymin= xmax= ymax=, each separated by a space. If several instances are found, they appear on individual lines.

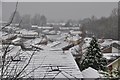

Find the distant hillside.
xmin=80 ymin=9 xmax=118 ymax=40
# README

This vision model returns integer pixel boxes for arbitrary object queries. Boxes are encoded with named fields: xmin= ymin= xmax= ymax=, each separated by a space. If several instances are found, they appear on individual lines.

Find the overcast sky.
xmin=2 ymin=2 xmax=118 ymax=22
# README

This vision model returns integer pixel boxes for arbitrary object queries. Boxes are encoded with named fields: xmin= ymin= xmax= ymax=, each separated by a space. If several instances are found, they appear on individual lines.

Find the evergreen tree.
xmin=80 ymin=37 xmax=107 ymax=71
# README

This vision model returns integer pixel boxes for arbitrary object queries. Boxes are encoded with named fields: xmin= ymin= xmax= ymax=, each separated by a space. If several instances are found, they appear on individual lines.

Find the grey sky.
xmin=2 ymin=2 xmax=118 ymax=22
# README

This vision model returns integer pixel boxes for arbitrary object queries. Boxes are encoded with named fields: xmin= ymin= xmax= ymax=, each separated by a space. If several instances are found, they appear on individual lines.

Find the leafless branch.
xmin=52 ymin=71 xmax=61 ymax=80
xmin=6 ymin=61 xmax=19 ymax=77
xmin=61 ymin=72 xmax=71 ymax=80
xmin=21 ymin=54 xmax=47 ymax=78
xmin=1 ymin=2 xmax=18 ymax=30
xmin=0 ymin=2 xmax=41 ymax=80
xmin=16 ymin=19 xmax=22 ymax=27
xmin=1 ymin=1 xmax=19 ymax=77
xmin=41 ymin=67 xmax=50 ymax=80
xmin=12 ymin=51 xmax=36 ymax=80
xmin=1 ymin=43 xmax=11 ymax=79
xmin=61 ymin=70 xmax=79 ymax=80
xmin=3 ymin=49 xmax=21 ymax=70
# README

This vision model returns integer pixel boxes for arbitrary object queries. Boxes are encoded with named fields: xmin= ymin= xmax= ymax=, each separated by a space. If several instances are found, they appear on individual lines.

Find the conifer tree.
xmin=80 ymin=37 xmax=107 ymax=71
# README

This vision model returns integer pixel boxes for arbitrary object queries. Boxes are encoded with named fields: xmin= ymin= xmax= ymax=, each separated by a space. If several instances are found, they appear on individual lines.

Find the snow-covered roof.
xmin=56 ymin=36 xmax=66 ymax=41
xmin=82 ymin=43 xmax=90 ymax=50
xmin=98 ymin=39 xmax=119 ymax=45
xmin=70 ymin=30 xmax=82 ymax=35
xmin=100 ymin=39 xmax=114 ymax=47
xmin=42 ymin=29 xmax=49 ymax=33
xmin=49 ymin=30 xmax=56 ymax=34
xmin=112 ymin=40 xmax=119 ymax=44
xmin=59 ymin=27 xmax=80 ymax=30
xmin=46 ymin=34 xmax=61 ymax=41
xmin=107 ymin=57 xmax=120 ymax=67
xmin=6 ymin=45 xmax=83 ymax=78
xmin=25 ymin=50 xmax=83 ymax=78
xmin=72 ymin=35 xmax=81 ymax=41
xmin=82 ymin=67 xmax=100 ymax=78
xmin=16 ymin=29 xmax=38 ymax=35
xmin=38 ymin=26 xmax=53 ymax=29
xmin=2 ymin=34 xmax=16 ymax=40
xmin=47 ymin=41 xmax=61 ymax=48
xmin=103 ymin=53 xmax=120 ymax=60
xmin=66 ymin=35 xmax=81 ymax=42
xmin=69 ymin=45 xmax=80 ymax=55
xmin=30 ymin=40 xmax=68 ymax=51
xmin=50 ymin=41 xmax=69 ymax=50
xmin=7 ymin=46 xmax=21 ymax=56
xmin=4 ymin=26 xmax=11 ymax=29
xmin=31 ymin=37 xmax=46 ymax=45
xmin=31 ymin=25 xmax=38 ymax=28
xmin=1 ymin=31 xmax=8 ymax=36
xmin=12 ymin=37 xmax=21 ymax=43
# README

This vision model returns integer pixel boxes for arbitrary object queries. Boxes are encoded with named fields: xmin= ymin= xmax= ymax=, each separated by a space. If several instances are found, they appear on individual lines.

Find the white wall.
xmin=112 ymin=47 xmax=119 ymax=53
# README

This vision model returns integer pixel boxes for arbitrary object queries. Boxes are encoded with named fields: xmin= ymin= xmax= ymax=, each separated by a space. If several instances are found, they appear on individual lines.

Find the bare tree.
xmin=111 ymin=8 xmax=118 ymax=17
xmin=40 ymin=15 xmax=47 ymax=26
xmin=0 ymin=2 xmax=38 ymax=79
xmin=9 ymin=11 xmax=21 ymax=24
xmin=31 ymin=14 xmax=41 ymax=26
xmin=1 ymin=2 xmax=18 ymax=30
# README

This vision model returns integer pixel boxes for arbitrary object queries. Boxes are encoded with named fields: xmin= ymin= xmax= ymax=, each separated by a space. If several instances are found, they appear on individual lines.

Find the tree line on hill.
xmin=79 ymin=8 xmax=118 ymax=40
xmin=8 ymin=8 xmax=119 ymax=40
xmin=8 ymin=11 xmax=47 ymax=29
xmin=60 ymin=8 xmax=118 ymax=40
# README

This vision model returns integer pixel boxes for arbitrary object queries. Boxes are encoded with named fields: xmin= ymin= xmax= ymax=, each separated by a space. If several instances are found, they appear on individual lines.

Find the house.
xmin=82 ymin=67 xmax=100 ymax=79
xmin=65 ymin=34 xmax=82 ymax=45
xmin=31 ymin=25 xmax=38 ymax=28
xmin=11 ymin=37 xmax=21 ymax=45
xmin=103 ymin=52 xmax=119 ymax=72
xmin=16 ymin=29 xmax=38 ymax=39
xmin=62 ymin=43 xmax=74 ymax=52
xmin=101 ymin=42 xmax=120 ymax=53
xmin=59 ymin=26 xmax=80 ymax=33
xmin=100 ymin=39 xmax=113 ymax=47
xmin=2 ymin=34 xmax=17 ymax=45
xmin=69 ymin=45 xmax=82 ymax=56
xmin=101 ymin=41 xmax=120 ymax=71
xmin=46 ymin=34 xmax=61 ymax=41
xmin=103 ymin=53 xmax=120 ymax=60
xmin=42 ymin=29 xmax=49 ymax=34
xmin=69 ymin=30 xmax=82 ymax=35
xmin=5 ymin=44 xmax=83 ymax=78
xmin=38 ymin=26 xmax=53 ymax=30
xmin=23 ymin=50 xmax=83 ymax=78
xmin=112 ymin=42 xmax=120 ymax=53
xmin=107 ymin=57 xmax=120 ymax=71
xmin=59 ymin=26 xmax=80 ymax=31
xmin=48 ymin=30 xmax=57 ymax=35
xmin=30 ymin=36 xmax=48 ymax=45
